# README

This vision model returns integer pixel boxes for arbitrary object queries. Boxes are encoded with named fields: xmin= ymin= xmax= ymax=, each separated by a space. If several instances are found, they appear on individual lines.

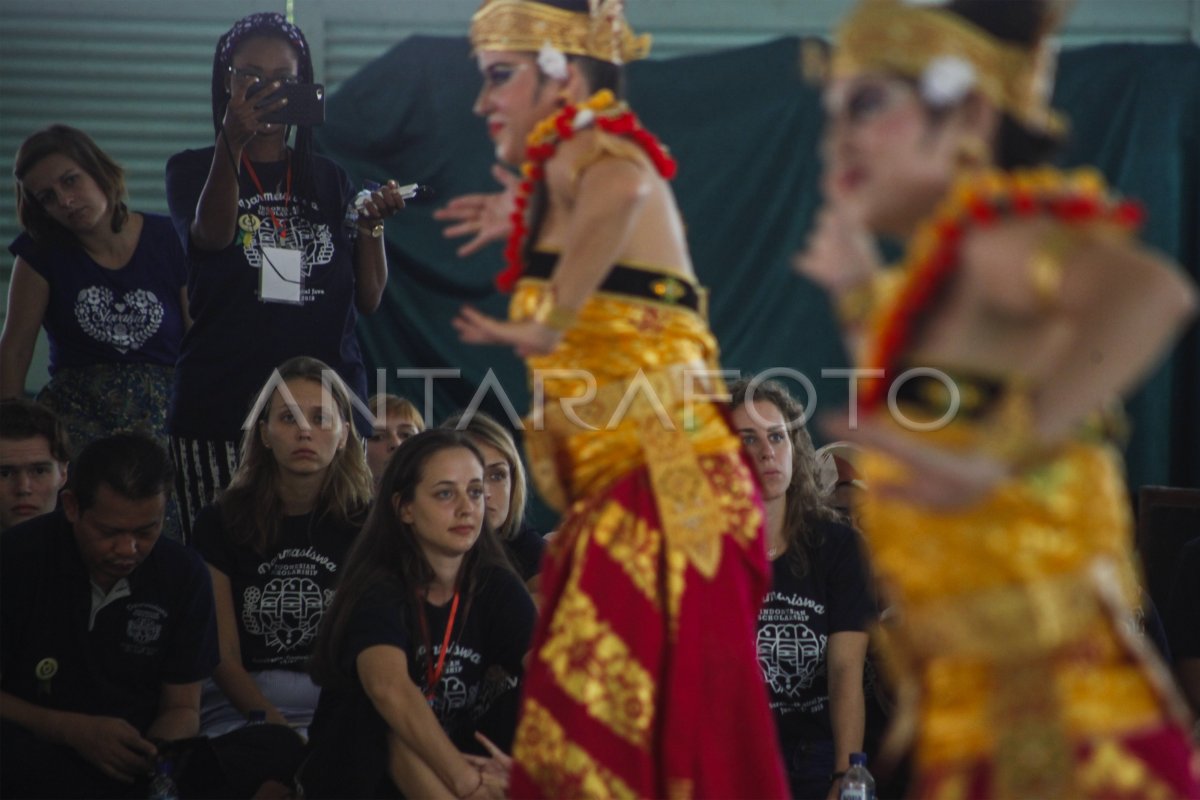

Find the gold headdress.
xmin=831 ymin=0 xmax=1067 ymax=137
xmin=470 ymin=0 xmax=651 ymax=65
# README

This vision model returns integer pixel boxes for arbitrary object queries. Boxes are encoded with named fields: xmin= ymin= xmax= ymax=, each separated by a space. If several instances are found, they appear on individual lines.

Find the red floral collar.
xmin=495 ymin=89 xmax=677 ymax=292
xmin=859 ymin=167 xmax=1144 ymax=413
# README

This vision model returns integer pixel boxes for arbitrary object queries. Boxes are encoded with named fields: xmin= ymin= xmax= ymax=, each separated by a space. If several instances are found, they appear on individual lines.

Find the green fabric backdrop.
xmin=315 ymin=37 xmax=1200 ymax=527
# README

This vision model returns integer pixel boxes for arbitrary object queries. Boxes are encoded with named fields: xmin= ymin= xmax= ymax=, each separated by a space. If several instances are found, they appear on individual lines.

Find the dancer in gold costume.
xmin=442 ymin=1 xmax=788 ymax=796
xmin=797 ymin=1 xmax=1200 ymax=797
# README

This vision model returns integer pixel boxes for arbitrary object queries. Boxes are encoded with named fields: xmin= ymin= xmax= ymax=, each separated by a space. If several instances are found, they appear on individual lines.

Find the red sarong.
xmin=511 ymin=454 xmax=789 ymax=799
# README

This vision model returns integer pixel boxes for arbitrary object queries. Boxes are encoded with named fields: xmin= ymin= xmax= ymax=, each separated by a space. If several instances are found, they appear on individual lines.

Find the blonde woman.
xmin=442 ymin=411 xmax=544 ymax=584
xmin=192 ymin=356 xmax=371 ymax=737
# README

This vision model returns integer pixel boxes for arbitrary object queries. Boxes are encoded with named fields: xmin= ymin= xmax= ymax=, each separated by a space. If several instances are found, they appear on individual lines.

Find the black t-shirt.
xmin=505 ymin=523 xmax=546 ymax=581
xmin=193 ymin=503 xmax=365 ymax=671
xmin=757 ymin=519 xmax=875 ymax=743
xmin=164 ymin=147 xmax=370 ymax=441
xmin=304 ymin=566 xmax=534 ymax=797
xmin=1 ymin=510 xmax=218 ymax=733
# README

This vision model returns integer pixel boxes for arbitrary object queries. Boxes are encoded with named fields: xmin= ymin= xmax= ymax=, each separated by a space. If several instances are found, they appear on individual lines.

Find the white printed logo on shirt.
xmin=242 ymin=577 xmax=330 ymax=653
xmin=238 ymin=194 xmax=335 ymax=282
xmin=758 ymin=622 xmax=826 ymax=697
xmin=74 ymin=287 xmax=164 ymax=353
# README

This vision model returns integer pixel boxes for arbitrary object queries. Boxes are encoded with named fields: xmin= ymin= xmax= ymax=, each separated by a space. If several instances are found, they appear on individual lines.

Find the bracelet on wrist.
xmin=532 ymin=287 xmax=578 ymax=332
xmin=357 ymin=220 xmax=385 ymax=239
xmin=835 ymin=278 xmax=876 ymax=327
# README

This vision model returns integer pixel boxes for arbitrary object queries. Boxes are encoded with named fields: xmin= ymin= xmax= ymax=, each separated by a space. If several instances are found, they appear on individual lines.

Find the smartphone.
xmin=256 ymin=83 xmax=326 ymax=127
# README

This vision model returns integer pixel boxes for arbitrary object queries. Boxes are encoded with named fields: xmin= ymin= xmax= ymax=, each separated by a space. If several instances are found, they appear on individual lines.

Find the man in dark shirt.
xmin=1 ymin=432 xmax=217 ymax=798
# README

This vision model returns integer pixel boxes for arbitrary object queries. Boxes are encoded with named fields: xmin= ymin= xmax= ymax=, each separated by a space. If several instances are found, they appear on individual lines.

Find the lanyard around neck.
xmin=419 ymin=588 xmax=461 ymax=703
xmin=241 ymin=153 xmax=292 ymax=242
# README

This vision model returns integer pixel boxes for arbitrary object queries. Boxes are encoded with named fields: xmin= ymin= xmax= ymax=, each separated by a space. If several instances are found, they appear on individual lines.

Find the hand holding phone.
xmin=258 ymin=83 xmax=326 ymax=127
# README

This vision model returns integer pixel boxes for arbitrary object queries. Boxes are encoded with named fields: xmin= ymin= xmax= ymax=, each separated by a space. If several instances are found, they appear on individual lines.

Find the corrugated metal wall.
xmin=2 ymin=0 xmax=1197 ymax=393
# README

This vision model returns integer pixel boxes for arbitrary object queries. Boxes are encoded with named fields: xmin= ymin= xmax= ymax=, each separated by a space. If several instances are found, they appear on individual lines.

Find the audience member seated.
xmin=0 ymin=432 xmax=216 ymax=798
xmin=192 ymin=356 xmax=371 ymax=740
xmin=730 ymin=379 xmax=875 ymax=800
xmin=1167 ymin=537 xmax=1200 ymax=727
xmin=0 ymin=398 xmax=71 ymax=531
xmin=365 ymin=393 xmax=423 ymax=492
xmin=442 ymin=411 xmax=545 ymax=585
xmin=302 ymin=429 xmax=534 ymax=799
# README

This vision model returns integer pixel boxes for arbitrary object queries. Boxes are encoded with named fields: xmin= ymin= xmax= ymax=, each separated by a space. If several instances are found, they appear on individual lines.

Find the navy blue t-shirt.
xmin=757 ymin=519 xmax=875 ymax=743
xmin=192 ymin=502 xmax=364 ymax=671
xmin=0 ymin=509 xmax=218 ymax=733
xmin=9 ymin=213 xmax=187 ymax=375
xmin=164 ymin=147 xmax=370 ymax=441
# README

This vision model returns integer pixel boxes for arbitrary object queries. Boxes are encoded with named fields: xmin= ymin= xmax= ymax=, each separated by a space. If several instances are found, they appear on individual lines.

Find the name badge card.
xmin=260 ymin=246 xmax=303 ymax=304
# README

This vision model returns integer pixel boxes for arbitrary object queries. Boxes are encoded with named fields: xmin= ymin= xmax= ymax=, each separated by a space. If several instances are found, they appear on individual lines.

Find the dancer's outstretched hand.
xmin=434 ymin=165 xmax=520 ymax=257
xmin=454 ymin=305 xmax=563 ymax=357
xmin=794 ymin=204 xmax=881 ymax=295
xmin=822 ymin=414 xmax=1012 ymax=510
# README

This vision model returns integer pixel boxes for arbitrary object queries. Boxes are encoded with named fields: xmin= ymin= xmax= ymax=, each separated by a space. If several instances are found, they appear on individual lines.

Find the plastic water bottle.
xmin=147 ymin=757 xmax=180 ymax=800
xmin=839 ymin=752 xmax=875 ymax=800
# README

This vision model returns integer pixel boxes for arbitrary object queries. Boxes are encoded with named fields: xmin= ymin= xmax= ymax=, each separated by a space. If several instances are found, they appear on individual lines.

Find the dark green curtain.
xmin=316 ymin=37 xmax=1200 ymax=527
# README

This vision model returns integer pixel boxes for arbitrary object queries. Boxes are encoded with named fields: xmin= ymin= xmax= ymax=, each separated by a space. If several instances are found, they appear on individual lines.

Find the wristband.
xmin=532 ymin=287 xmax=578 ymax=332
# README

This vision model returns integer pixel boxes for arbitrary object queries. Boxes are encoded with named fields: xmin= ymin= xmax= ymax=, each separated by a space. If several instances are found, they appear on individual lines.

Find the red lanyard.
xmin=241 ymin=153 xmax=292 ymax=242
xmin=418 ymin=589 xmax=460 ymax=702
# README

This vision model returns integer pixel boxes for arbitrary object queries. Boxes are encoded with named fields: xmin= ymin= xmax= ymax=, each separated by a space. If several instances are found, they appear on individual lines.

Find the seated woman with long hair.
xmin=303 ymin=429 xmax=534 ymax=799
xmin=192 ymin=356 xmax=372 ymax=737
xmin=730 ymin=378 xmax=876 ymax=800
xmin=441 ymin=411 xmax=545 ymax=586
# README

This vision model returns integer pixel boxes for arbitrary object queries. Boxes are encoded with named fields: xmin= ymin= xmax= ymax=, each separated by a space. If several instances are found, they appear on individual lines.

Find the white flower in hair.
xmin=920 ymin=55 xmax=977 ymax=106
xmin=537 ymin=41 xmax=569 ymax=81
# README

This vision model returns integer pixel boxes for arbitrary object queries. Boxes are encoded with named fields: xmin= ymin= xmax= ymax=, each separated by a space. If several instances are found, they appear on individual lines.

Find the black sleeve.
xmin=191 ymin=503 xmax=235 ymax=576
xmin=165 ymin=148 xmax=210 ymax=252
xmin=342 ymin=582 xmax=412 ymax=677
xmin=160 ymin=545 xmax=220 ymax=684
xmin=823 ymin=522 xmax=876 ymax=634
xmin=506 ymin=525 xmax=547 ymax=581
xmin=482 ymin=569 xmax=536 ymax=670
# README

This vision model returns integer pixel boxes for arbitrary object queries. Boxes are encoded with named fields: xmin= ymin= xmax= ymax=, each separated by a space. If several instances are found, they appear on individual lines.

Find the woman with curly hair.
xmin=731 ymin=378 xmax=875 ymax=800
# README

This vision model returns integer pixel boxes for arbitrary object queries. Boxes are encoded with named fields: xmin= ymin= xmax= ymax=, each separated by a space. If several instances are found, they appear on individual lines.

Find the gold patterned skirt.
xmin=860 ymin=431 xmax=1196 ymax=799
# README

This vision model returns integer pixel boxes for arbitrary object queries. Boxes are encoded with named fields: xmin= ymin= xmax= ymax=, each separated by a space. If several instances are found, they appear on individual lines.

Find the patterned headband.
xmin=831 ymin=0 xmax=1065 ymax=137
xmin=218 ymin=12 xmax=309 ymax=66
xmin=470 ymin=0 xmax=651 ymax=65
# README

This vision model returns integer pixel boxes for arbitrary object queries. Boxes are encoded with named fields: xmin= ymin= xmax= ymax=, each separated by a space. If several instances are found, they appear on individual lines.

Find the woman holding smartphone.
xmin=165 ymin=12 xmax=405 ymax=540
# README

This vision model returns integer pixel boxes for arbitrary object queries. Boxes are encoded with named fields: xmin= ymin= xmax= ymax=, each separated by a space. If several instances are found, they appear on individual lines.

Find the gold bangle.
xmin=532 ymin=288 xmax=578 ymax=332
xmin=835 ymin=279 xmax=875 ymax=327
xmin=1029 ymin=226 xmax=1077 ymax=311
